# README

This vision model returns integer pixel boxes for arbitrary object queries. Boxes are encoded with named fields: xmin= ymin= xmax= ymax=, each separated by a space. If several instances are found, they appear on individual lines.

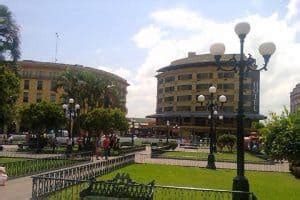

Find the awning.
xmin=146 ymin=112 xmax=266 ymax=120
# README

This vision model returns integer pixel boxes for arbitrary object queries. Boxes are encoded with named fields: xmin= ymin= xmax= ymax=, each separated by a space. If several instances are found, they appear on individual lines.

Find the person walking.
xmin=0 ymin=167 xmax=8 ymax=186
xmin=102 ymin=135 xmax=110 ymax=160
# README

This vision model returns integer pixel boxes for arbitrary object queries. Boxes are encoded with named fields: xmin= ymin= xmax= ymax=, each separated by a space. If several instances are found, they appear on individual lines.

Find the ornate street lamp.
xmin=166 ymin=120 xmax=170 ymax=143
xmin=62 ymin=98 xmax=80 ymax=147
xmin=131 ymin=118 xmax=136 ymax=146
xmin=198 ymin=86 xmax=226 ymax=169
xmin=209 ymin=22 xmax=276 ymax=194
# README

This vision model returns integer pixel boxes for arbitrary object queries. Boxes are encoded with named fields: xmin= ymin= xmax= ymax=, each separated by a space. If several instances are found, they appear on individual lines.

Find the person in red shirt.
xmin=102 ymin=135 xmax=110 ymax=160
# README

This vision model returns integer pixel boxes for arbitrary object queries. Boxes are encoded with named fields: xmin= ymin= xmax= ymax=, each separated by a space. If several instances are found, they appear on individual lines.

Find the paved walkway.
xmin=135 ymin=146 xmax=289 ymax=172
xmin=0 ymin=176 xmax=32 ymax=200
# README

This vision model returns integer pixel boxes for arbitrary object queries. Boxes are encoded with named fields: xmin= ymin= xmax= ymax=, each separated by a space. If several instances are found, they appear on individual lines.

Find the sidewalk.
xmin=135 ymin=146 xmax=289 ymax=172
xmin=0 ymin=176 xmax=32 ymax=200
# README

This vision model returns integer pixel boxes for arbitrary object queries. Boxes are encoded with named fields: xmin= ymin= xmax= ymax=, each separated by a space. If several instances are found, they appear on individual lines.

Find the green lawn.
xmin=0 ymin=157 xmax=30 ymax=163
xmin=99 ymin=164 xmax=300 ymax=200
xmin=161 ymin=151 xmax=265 ymax=162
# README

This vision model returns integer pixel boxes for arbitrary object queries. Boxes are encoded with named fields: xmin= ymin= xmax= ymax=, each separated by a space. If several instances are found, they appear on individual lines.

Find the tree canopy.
xmin=84 ymin=108 xmax=128 ymax=136
xmin=0 ymin=66 xmax=19 ymax=129
xmin=56 ymin=69 xmax=121 ymax=112
xmin=264 ymin=108 xmax=300 ymax=163
xmin=0 ymin=5 xmax=20 ymax=65
xmin=19 ymin=101 xmax=66 ymax=134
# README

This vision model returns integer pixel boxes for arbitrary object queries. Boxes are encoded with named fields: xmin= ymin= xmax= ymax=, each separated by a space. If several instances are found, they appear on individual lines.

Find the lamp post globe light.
xmin=209 ymin=22 xmax=276 ymax=195
xmin=62 ymin=98 xmax=80 ymax=147
xmin=198 ymin=86 xmax=226 ymax=169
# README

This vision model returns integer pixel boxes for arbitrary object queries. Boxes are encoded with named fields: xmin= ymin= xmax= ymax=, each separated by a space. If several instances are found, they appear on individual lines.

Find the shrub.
xmin=217 ymin=134 xmax=236 ymax=152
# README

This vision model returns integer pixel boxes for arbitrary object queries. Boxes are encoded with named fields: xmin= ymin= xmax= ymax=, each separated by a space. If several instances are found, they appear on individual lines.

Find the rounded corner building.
xmin=147 ymin=52 xmax=265 ymax=139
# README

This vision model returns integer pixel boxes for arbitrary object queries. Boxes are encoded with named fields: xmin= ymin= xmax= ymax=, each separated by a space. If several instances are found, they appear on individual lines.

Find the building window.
xmin=197 ymin=73 xmax=213 ymax=80
xmin=178 ymin=74 xmax=192 ymax=80
xmin=177 ymin=106 xmax=191 ymax=111
xmin=244 ymin=95 xmax=251 ymax=102
xmin=164 ymin=106 xmax=173 ymax=112
xmin=165 ymin=86 xmax=174 ymax=93
xmin=244 ymin=83 xmax=251 ymax=90
xmin=177 ymin=85 xmax=192 ymax=91
xmin=244 ymin=106 xmax=252 ymax=112
xmin=218 ymin=72 xmax=234 ymax=78
xmin=50 ymin=93 xmax=56 ymax=102
xmin=223 ymin=106 xmax=234 ymax=112
xmin=37 ymin=80 xmax=43 ymax=90
xmin=164 ymin=96 xmax=174 ymax=102
xmin=36 ymin=71 xmax=44 ymax=78
xmin=23 ymin=92 xmax=29 ymax=103
xmin=158 ymin=79 xmax=164 ymax=84
xmin=217 ymin=83 xmax=234 ymax=90
xmin=158 ymin=98 xmax=163 ymax=103
xmin=195 ymin=106 xmax=206 ymax=111
xmin=177 ymin=95 xmax=192 ymax=102
xmin=165 ymin=76 xmax=175 ymax=83
xmin=24 ymin=80 xmax=30 ymax=90
xmin=157 ymin=107 xmax=162 ymax=113
xmin=196 ymin=83 xmax=211 ymax=91
xmin=51 ymin=81 xmax=57 ymax=91
xmin=158 ymin=88 xmax=163 ymax=94
xmin=36 ymin=93 xmax=42 ymax=102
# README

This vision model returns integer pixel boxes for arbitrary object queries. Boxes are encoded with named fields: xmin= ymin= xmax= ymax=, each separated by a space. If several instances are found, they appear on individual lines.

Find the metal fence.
xmin=33 ymin=180 xmax=256 ymax=200
xmin=31 ymin=154 xmax=135 ymax=199
xmin=138 ymin=152 xmax=289 ymax=172
xmin=0 ymin=151 xmax=92 ymax=178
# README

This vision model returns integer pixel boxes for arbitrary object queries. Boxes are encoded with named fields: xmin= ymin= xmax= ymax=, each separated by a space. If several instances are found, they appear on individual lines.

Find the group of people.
xmin=96 ymin=134 xmax=120 ymax=160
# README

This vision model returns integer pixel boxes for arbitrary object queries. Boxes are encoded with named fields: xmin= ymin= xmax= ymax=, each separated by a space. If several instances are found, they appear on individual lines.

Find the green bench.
xmin=80 ymin=173 xmax=155 ymax=200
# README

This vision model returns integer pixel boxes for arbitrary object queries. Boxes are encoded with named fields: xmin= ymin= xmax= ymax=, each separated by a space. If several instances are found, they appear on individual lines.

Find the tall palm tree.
xmin=0 ymin=5 xmax=20 ymax=67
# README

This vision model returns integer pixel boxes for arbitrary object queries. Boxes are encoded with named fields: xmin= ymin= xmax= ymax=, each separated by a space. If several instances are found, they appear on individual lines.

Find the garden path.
xmin=135 ymin=146 xmax=289 ymax=172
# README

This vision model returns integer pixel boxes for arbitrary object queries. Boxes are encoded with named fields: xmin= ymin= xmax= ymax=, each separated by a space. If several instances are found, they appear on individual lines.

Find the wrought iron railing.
xmin=147 ymin=151 xmax=289 ymax=172
xmin=33 ymin=180 xmax=256 ymax=200
xmin=31 ymin=154 xmax=135 ymax=199
xmin=153 ymin=185 xmax=256 ymax=200
xmin=0 ymin=151 xmax=92 ymax=178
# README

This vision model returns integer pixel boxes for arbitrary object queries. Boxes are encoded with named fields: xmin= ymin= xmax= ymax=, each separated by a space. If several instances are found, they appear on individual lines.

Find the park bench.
xmin=80 ymin=173 xmax=155 ymax=200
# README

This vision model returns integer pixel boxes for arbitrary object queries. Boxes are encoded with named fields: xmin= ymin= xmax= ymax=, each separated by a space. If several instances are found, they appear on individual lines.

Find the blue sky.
xmin=1 ymin=0 xmax=300 ymax=117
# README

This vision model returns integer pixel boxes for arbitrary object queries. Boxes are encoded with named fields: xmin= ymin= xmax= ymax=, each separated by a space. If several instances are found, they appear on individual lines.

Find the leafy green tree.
xmin=264 ymin=109 xmax=295 ymax=161
xmin=111 ymin=109 xmax=128 ymax=132
xmin=19 ymin=102 xmax=66 ymax=151
xmin=0 ymin=5 xmax=20 ymax=67
xmin=217 ymin=134 xmax=236 ymax=152
xmin=0 ymin=66 xmax=19 ymax=132
xmin=57 ymin=70 xmax=121 ymax=112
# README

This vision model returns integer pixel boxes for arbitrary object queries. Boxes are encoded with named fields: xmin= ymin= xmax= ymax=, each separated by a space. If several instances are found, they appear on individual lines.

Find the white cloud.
xmin=132 ymin=25 xmax=167 ymax=48
xmin=286 ymin=0 xmax=300 ymax=20
xmin=96 ymin=65 xmax=132 ymax=82
xmin=127 ymin=6 xmax=300 ymax=118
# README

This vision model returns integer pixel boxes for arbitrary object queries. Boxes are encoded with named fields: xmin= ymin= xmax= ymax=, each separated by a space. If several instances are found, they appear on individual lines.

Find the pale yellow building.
xmin=147 ymin=52 xmax=264 ymax=138
xmin=17 ymin=60 xmax=128 ymax=112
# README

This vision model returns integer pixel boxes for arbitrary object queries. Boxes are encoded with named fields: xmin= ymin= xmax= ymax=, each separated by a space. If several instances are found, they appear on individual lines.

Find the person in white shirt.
xmin=0 ymin=166 xmax=8 ymax=186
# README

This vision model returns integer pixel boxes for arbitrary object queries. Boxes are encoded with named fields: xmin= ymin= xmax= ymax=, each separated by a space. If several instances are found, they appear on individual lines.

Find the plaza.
xmin=1 ymin=1 xmax=300 ymax=200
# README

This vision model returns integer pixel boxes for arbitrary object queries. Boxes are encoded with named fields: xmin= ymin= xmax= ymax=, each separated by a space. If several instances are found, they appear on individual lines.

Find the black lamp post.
xmin=209 ymin=22 xmax=276 ymax=194
xmin=63 ymin=98 xmax=80 ymax=147
xmin=166 ymin=120 xmax=170 ymax=143
xmin=131 ymin=118 xmax=135 ymax=146
xmin=198 ymin=86 xmax=226 ymax=169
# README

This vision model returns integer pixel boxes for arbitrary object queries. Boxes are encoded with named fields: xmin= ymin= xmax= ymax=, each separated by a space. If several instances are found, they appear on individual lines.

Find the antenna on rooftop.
xmin=54 ymin=32 xmax=59 ymax=63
